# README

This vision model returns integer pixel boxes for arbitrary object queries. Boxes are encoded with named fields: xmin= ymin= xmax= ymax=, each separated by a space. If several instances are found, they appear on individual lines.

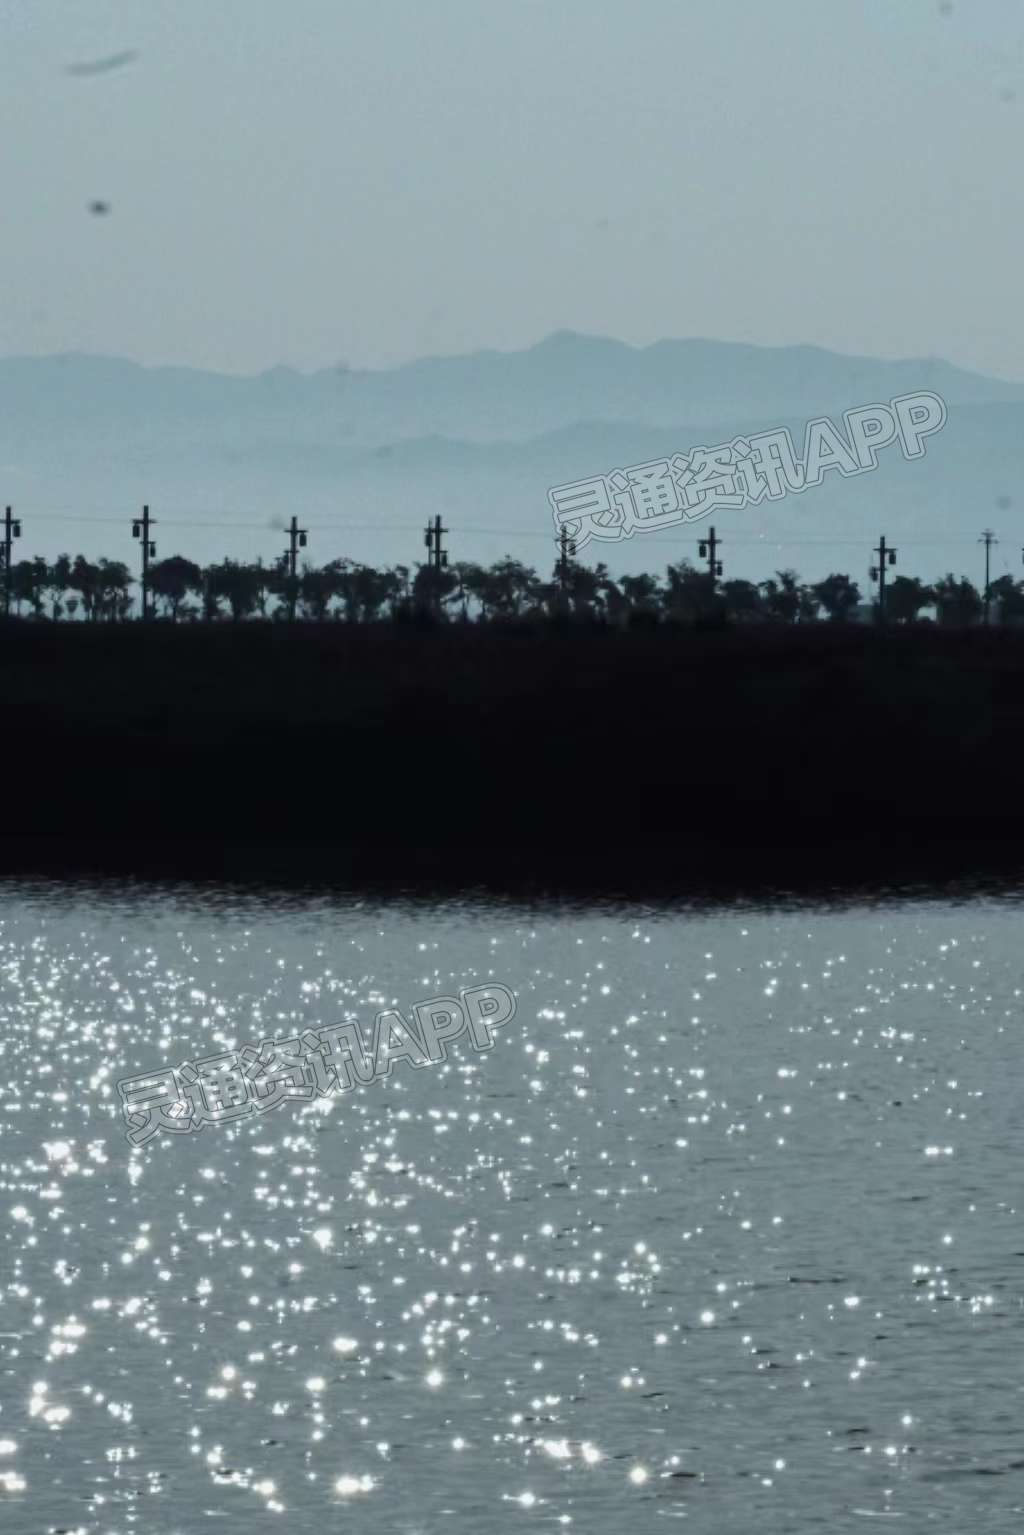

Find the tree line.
xmin=1 ymin=549 xmax=1021 ymax=625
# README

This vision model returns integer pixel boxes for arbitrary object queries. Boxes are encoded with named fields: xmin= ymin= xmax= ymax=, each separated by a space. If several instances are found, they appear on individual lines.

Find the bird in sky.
xmin=67 ymin=50 xmax=139 ymax=78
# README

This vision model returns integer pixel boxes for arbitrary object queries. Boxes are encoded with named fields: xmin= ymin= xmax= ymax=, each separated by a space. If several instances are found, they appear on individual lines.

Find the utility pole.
xmin=131 ymin=505 xmax=156 ymax=620
xmin=980 ymin=528 xmax=997 ymax=624
xmin=423 ymin=514 xmax=449 ymax=617
xmin=2 ymin=506 xmax=21 ymax=618
xmin=698 ymin=525 xmax=723 ymax=586
xmin=870 ymin=535 xmax=897 ymax=621
xmin=282 ymin=515 xmax=307 ymax=621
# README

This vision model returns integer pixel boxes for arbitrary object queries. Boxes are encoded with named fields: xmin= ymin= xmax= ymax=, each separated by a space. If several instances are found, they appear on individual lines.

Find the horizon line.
xmin=0 ymin=331 xmax=1011 ymax=386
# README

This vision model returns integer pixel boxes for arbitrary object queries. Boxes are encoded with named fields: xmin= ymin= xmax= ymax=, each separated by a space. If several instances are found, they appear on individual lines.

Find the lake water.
xmin=1 ymin=878 xmax=1023 ymax=1533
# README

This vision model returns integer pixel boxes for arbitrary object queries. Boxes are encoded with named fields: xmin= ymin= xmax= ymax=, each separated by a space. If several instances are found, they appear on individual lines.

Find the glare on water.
xmin=0 ymin=880 xmax=1022 ymax=1532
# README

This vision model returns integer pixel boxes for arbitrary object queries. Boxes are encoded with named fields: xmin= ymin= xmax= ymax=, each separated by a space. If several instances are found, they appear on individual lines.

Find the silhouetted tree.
xmin=388 ymin=565 xmax=411 ymax=618
xmin=532 ymin=578 xmax=561 ymax=620
xmin=797 ymin=584 xmax=820 ymax=622
xmin=592 ymin=563 xmax=625 ymax=623
xmin=150 ymin=555 xmax=203 ymax=621
xmin=449 ymin=562 xmax=488 ymax=620
xmin=759 ymin=569 xmax=801 ymax=623
xmin=565 ymin=559 xmax=602 ymax=619
xmin=205 ymin=559 xmax=265 ymax=622
xmin=355 ymin=563 xmax=401 ymax=622
xmin=932 ymin=574 xmax=982 ymax=627
xmin=10 ymin=557 xmax=48 ymax=617
xmin=447 ymin=561 xmax=479 ymax=621
xmin=262 ymin=557 xmax=298 ymax=621
xmin=989 ymin=574 xmax=1024 ymax=624
xmin=485 ymin=556 xmax=540 ymax=618
xmin=620 ymin=572 xmax=663 ymax=620
xmin=812 ymin=572 xmax=861 ymax=622
xmin=250 ymin=558 xmax=275 ymax=618
xmin=68 ymin=556 xmax=101 ymax=620
xmin=299 ymin=559 xmax=346 ymax=621
xmin=412 ymin=561 xmax=457 ymax=619
xmin=719 ymin=578 xmax=761 ymax=622
xmin=330 ymin=559 xmax=361 ymax=622
xmin=88 ymin=559 xmax=132 ymax=621
xmin=664 ymin=560 xmax=716 ymax=622
xmin=885 ymin=575 xmax=934 ymax=624
xmin=12 ymin=542 xmax=1024 ymax=637
xmin=46 ymin=554 xmax=73 ymax=620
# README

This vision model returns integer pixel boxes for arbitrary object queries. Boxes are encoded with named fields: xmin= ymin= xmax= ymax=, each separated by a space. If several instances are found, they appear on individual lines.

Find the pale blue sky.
xmin=2 ymin=0 xmax=1022 ymax=376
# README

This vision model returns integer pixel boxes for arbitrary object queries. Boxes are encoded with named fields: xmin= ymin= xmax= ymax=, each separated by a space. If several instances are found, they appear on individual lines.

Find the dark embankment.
xmin=2 ymin=619 xmax=1024 ymax=897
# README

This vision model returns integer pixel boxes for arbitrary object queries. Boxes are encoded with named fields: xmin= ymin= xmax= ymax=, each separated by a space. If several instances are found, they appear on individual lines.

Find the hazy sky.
xmin=2 ymin=0 xmax=1023 ymax=377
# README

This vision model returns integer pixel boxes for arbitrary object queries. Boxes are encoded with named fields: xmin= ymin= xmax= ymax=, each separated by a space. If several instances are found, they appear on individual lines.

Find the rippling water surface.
xmin=1 ymin=879 xmax=1023 ymax=1533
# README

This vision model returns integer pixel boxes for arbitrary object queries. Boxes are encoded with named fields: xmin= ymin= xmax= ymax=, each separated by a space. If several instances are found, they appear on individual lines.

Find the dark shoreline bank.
xmin=3 ymin=619 xmax=1024 ymax=899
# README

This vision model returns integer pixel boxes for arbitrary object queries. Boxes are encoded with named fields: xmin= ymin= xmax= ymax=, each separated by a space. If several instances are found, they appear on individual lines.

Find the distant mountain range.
xmin=1 ymin=333 xmax=1019 ymax=585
